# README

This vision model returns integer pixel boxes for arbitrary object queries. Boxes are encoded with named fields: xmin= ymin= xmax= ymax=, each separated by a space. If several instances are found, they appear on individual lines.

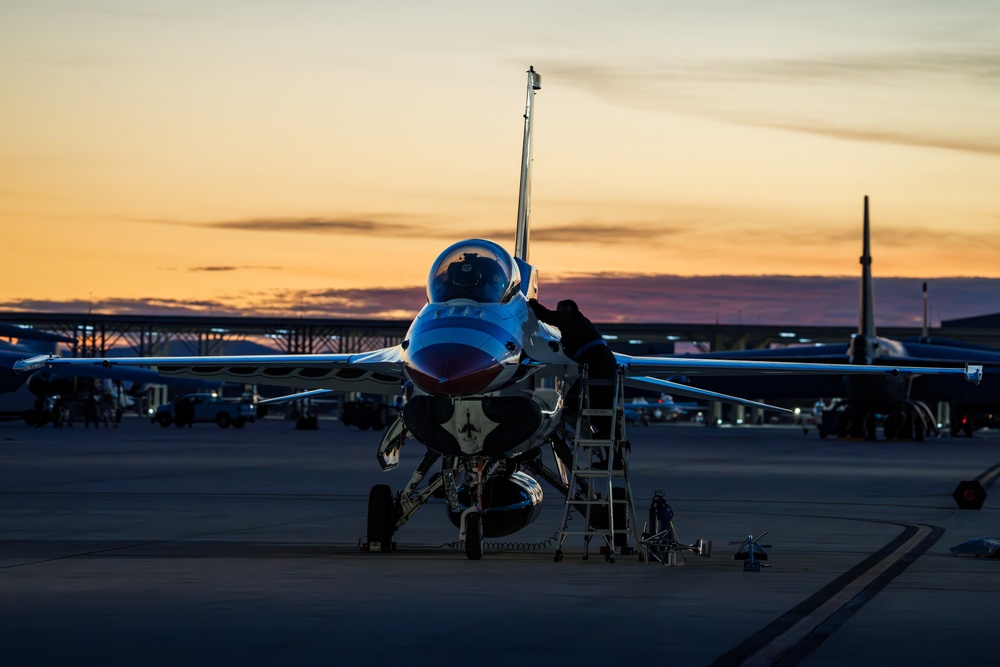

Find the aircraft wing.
xmin=625 ymin=375 xmax=795 ymax=414
xmin=14 ymin=347 xmax=407 ymax=395
xmin=13 ymin=347 xmax=981 ymax=408
xmin=257 ymin=389 xmax=338 ymax=405
xmin=668 ymin=345 xmax=849 ymax=362
xmin=618 ymin=353 xmax=983 ymax=384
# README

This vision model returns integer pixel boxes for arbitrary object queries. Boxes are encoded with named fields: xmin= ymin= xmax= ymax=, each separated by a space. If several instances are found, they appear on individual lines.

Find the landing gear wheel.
xmin=899 ymin=413 xmax=916 ymax=441
xmin=464 ymin=512 xmax=483 ymax=560
xmin=884 ymin=411 xmax=900 ymax=439
xmin=911 ymin=410 xmax=926 ymax=441
xmin=553 ymin=549 xmax=564 ymax=563
xmin=367 ymin=484 xmax=395 ymax=552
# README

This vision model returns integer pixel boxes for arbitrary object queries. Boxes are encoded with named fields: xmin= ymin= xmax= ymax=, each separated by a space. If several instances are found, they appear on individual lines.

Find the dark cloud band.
xmin=3 ymin=275 xmax=996 ymax=327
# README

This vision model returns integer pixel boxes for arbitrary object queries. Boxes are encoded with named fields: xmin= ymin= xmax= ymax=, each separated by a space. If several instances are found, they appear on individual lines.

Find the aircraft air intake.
xmin=405 ymin=344 xmax=504 ymax=397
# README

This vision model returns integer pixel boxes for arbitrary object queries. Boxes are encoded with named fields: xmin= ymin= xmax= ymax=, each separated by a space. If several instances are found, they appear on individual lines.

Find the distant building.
xmin=943 ymin=313 xmax=1000 ymax=329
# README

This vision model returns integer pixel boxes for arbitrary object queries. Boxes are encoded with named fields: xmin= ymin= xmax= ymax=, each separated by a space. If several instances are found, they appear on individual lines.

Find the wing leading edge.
xmin=14 ymin=348 xmax=406 ymax=395
xmin=619 ymin=353 xmax=983 ymax=384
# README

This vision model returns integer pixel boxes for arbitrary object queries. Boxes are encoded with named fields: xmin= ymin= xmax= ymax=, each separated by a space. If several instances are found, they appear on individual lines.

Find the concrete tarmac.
xmin=1 ymin=416 xmax=997 ymax=666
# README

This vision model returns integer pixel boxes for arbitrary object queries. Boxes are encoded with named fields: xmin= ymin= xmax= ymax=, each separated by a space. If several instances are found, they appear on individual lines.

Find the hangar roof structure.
xmin=1 ymin=311 xmax=998 ymax=358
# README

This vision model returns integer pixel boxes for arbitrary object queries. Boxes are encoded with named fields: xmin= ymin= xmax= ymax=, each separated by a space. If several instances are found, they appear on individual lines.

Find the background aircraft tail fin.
xmin=858 ymin=195 xmax=876 ymax=340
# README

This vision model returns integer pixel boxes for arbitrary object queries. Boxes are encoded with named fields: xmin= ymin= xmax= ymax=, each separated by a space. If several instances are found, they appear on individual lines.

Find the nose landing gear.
xmin=461 ymin=509 xmax=484 ymax=560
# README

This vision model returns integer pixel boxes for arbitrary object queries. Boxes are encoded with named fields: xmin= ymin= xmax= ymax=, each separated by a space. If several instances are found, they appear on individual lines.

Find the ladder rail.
xmin=556 ymin=365 xmax=642 ymax=562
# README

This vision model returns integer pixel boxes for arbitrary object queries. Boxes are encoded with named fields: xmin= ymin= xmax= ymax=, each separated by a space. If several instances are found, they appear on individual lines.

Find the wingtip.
xmin=966 ymin=364 xmax=983 ymax=385
xmin=13 ymin=354 xmax=57 ymax=374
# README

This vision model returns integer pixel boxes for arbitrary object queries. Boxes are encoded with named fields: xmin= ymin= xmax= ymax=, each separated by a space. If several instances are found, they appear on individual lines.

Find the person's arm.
xmin=528 ymin=299 xmax=556 ymax=324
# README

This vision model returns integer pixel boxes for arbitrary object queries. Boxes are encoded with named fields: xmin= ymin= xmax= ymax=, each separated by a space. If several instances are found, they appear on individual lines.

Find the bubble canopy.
xmin=427 ymin=240 xmax=521 ymax=304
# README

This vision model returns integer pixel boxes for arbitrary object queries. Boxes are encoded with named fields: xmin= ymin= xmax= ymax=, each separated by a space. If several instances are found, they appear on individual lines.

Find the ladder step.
xmin=572 ymin=439 xmax=616 ymax=447
xmin=566 ymin=498 xmax=630 ymax=505
xmin=580 ymin=408 xmax=616 ymax=417
xmin=571 ymin=470 xmax=625 ymax=478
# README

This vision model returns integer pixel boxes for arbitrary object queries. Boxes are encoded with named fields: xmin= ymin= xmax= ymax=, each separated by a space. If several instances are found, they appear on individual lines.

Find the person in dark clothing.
xmin=528 ymin=298 xmax=619 ymax=439
xmin=175 ymin=395 xmax=195 ymax=428
xmin=83 ymin=384 xmax=100 ymax=428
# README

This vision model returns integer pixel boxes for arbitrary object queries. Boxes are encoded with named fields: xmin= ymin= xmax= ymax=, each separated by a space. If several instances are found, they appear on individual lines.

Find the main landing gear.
xmin=363 ymin=454 xmax=511 ymax=561
xmin=362 ymin=451 xmax=471 ymax=555
xmin=366 ymin=484 xmax=397 ymax=552
xmin=818 ymin=399 xmax=936 ymax=441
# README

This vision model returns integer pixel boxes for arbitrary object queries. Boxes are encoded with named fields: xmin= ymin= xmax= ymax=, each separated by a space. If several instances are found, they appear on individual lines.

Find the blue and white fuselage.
xmin=401 ymin=239 xmax=572 ymax=457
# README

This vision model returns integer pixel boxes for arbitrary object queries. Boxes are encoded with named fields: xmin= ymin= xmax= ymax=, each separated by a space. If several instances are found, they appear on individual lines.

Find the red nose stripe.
xmin=406 ymin=345 xmax=503 ymax=397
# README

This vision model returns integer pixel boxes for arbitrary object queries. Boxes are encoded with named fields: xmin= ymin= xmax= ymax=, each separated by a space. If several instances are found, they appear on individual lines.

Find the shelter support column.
xmin=937 ymin=401 xmax=950 ymax=429
xmin=709 ymin=401 xmax=722 ymax=426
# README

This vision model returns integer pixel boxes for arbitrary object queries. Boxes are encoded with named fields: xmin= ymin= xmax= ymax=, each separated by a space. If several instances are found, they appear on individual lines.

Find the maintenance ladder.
xmin=554 ymin=365 xmax=641 ymax=563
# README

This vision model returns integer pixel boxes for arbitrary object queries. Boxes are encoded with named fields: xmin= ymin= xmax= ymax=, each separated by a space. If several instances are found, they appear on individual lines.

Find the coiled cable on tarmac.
xmin=439 ymin=531 xmax=559 ymax=552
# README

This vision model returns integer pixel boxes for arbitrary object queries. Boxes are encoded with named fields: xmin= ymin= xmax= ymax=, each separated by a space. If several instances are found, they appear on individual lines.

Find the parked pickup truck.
xmin=152 ymin=393 xmax=256 ymax=429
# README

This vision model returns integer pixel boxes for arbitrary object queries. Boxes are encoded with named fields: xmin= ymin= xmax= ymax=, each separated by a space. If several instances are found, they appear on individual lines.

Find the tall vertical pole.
xmin=922 ymin=281 xmax=929 ymax=339
xmin=858 ymin=195 xmax=875 ymax=339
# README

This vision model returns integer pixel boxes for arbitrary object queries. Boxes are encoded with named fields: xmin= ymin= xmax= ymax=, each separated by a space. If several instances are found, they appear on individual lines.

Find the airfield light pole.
xmin=922 ymin=281 xmax=929 ymax=339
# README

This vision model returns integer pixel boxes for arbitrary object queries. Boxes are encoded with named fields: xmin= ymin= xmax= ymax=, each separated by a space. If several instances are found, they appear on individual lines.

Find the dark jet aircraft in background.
xmin=624 ymin=394 xmax=702 ymax=425
xmin=0 ymin=322 xmax=205 ymax=425
xmin=0 ymin=323 xmax=75 ymax=395
xmin=674 ymin=196 xmax=1000 ymax=440
xmin=13 ymin=68 xmax=982 ymax=558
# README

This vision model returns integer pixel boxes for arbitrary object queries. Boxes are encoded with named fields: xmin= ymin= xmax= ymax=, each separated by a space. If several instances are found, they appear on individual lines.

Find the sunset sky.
xmin=2 ymin=1 xmax=998 ymax=325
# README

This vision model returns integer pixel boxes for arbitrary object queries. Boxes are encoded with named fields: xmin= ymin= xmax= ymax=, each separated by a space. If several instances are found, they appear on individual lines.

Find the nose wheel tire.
xmin=464 ymin=512 xmax=484 ymax=560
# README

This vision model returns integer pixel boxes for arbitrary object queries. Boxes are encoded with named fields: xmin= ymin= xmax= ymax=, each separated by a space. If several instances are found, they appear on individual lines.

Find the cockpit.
xmin=427 ymin=240 xmax=521 ymax=304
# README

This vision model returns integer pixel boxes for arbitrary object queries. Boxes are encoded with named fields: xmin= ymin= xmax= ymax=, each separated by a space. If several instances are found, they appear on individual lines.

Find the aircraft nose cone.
xmin=406 ymin=345 xmax=504 ymax=397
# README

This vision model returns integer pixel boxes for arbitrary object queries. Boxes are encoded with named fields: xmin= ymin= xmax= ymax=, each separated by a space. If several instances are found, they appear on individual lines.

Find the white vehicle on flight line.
xmin=151 ymin=392 xmax=256 ymax=429
xmin=14 ymin=67 xmax=983 ymax=560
